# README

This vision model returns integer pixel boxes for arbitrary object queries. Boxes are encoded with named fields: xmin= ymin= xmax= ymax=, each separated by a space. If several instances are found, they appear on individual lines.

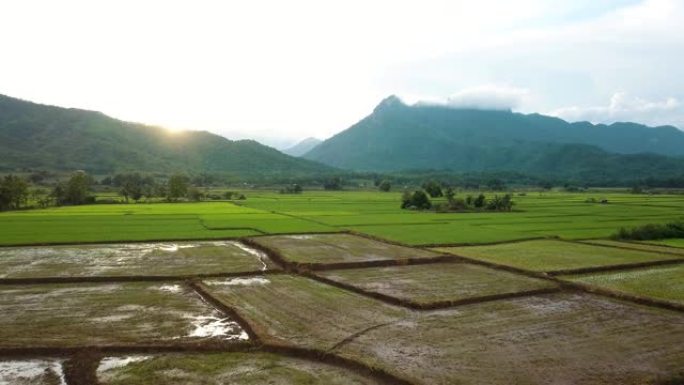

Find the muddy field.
xmin=250 ymin=233 xmax=440 ymax=265
xmin=0 ymin=234 xmax=683 ymax=385
xmin=204 ymin=274 xmax=410 ymax=350
xmin=335 ymin=293 xmax=684 ymax=385
xmin=317 ymin=262 xmax=557 ymax=306
xmin=96 ymin=352 xmax=381 ymax=385
xmin=0 ymin=358 xmax=66 ymax=385
xmin=0 ymin=241 xmax=273 ymax=279
xmin=0 ymin=282 xmax=246 ymax=348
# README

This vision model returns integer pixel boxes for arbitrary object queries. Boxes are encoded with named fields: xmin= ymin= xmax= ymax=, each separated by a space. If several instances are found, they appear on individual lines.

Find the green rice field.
xmin=564 ymin=264 xmax=684 ymax=304
xmin=434 ymin=239 xmax=682 ymax=272
xmin=1 ymin=191 xmax=683 ymax=246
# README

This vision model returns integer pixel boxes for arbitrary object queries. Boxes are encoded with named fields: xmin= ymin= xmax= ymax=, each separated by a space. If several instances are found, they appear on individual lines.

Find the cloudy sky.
xmin=1 ymin=0 xmax=682 ymax=148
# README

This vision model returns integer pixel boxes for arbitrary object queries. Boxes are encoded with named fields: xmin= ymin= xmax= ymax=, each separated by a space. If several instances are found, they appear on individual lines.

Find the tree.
xmin=378 ymin=180 xmax=391 ymax=192
xmin=167 ymin=174 xmax=189 ymax=201
xmin=53 ymin=171 xmax=93 ymax=206
xmin=422 ymin=180 xmax=443 ymax=198
xmin=0 ymin=175 xmax=29 ymax=211
xmin=187 ymin=187 xmax=204 ymax=201
xmin=401 ymin=190 xmax=431 ymax=210
xmin=323 ymin=177 xmax=343 ymax=190
xmin=473 ymin=193 xmax=486 ymax=208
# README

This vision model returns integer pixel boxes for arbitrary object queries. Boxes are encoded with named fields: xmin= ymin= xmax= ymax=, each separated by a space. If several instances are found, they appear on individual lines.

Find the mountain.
xmin=282 ymin=137 xmax=322 ymax=157
xmin=0 ymin=94 xmax=332 ymax=176
xmin=304 ymin=96 xmax=684 ymax=178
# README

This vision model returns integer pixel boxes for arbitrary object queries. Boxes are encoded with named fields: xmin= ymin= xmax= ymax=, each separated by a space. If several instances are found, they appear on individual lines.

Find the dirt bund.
xmin=187 ymin=281 xmax=261 ymax=342
xmin=0 ymin=270 xmax=285 ymax=286
xmin=63 ymin=350 xmax=101 ymax=385
xmin=547 ymin=258 xmax=684 ymax=276
xmin=416 ymin=236 xmax=560 ymax=248
xmin=304 ymin=272 xmax=561 ymax=310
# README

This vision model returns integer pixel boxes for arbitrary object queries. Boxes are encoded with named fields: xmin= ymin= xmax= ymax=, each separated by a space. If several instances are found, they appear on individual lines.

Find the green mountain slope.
xmin=0 ymin=94 xmax=332 ymax=176
xmin=304 ymin=96 xmax=684 ymax=178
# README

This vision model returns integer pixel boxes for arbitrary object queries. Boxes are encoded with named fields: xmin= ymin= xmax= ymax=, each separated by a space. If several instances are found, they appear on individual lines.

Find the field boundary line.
xmin=573 ymin=239 xmax=684 ymax=257
xmin=327 ymin=321 xmax=399 ymax=353
xmin=416 ymin=235 xmax=559 ymax=248
xmin=187 ymin=281 xmax=262 ymax=342
xmin=0 ymin=344 xmax=416 ymax=385
xmin=0 ymin=270 xmax=285 ymax=285
xmin=552 ymin=278 xmax=684 ymax=313
xmin=546 ymin=258 xmax=684 ymax=276
xmin=302 ymin=271 xmax=562 ymax=311
xmin=63 ymin=350 xmax=101 ymax=385
xmin=198 ymin=219 xmax=268 ymax=234
xmin=0 ymin=235 xmax=262 ymax=248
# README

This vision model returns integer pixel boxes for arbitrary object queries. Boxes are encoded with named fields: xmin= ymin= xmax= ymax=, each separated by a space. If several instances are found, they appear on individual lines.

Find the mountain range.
xmin=0 ymin=94 xmax=331 ymax=177
xmin=1 ymin=92 xmax=683 ymax=183
xmin=303 ymin=96 xmax=684 ymax=180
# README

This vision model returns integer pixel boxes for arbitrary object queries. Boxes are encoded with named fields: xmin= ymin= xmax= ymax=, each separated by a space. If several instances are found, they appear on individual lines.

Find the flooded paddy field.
xmin=0 ymin=241 xmax=274 ymax=279
xmin=0 ymin=282 xmax=247 ymax=348
xmin=203 ymin=274 xmax=410 ymax=350
xmin=249 ymin=233 xmax=440 ymax=265
xmin=0 ymin=358 xmax=66 ymax=385
xmin=434 ymin=239 xmax=682 ymax=273
xmin=96 ymin=352 xmax=381 ymax=385
xmin=316 ymin=262 xmax=557 ymax=306
xmin=564 ymin=264 xmax=684 ymax=305
xmin=335 ymin=293 xmax=684 ymax=385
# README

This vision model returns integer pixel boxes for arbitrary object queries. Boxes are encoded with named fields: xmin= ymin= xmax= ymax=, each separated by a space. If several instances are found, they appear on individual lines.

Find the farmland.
xmin=0 ymin=191 xmax=683 ymax=384
xmin=0 ymin=190 xmax=683 ymax=246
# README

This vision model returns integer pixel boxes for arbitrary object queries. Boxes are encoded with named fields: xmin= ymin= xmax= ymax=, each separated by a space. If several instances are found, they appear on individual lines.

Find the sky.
xmin=1 ymin=0 xmax=683 ymax=148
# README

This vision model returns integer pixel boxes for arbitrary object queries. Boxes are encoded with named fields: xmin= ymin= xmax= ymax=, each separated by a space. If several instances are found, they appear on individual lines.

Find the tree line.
xmin=0 ymin=171 xmax=247 ymax=212
xmin=401 ymin=180 xmax=515 ymax=212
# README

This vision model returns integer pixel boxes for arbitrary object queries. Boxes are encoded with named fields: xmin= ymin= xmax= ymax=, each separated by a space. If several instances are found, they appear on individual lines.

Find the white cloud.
xmin=413 ymin=85 xmax=530 ymax=110
xmin=549 ymin=92 xmax=683 ymax=128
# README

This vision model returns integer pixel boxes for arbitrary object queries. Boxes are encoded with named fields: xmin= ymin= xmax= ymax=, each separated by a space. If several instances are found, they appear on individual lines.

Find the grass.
xmin=0 ymin=241 xmax=274 ymax=278
xmin=581 ymin=239 xmax=684 ymax=256
xmin=317 ymin=263 xmax=556 ymax=304
xmin=643 ymin=238 xmax=684 ymax=248
xmin=250 ymin=233 xmax=438 ymax=264
xmin=97 ymin=352 xmax=379 ymax=385
xmin=335 ymin=292 xmax=684 ymax=385
xmin=203 ymin=274 xmax=409 ymax=350
xmin=2 ymin=190 xmax=684 ymax=246
xmin=0 ymin=282 xmax=245 ymax=347
xmin=563 ymin=264 xmax=684 ymax=304
xmin=434 ymin=240 xmax=682 ymax=272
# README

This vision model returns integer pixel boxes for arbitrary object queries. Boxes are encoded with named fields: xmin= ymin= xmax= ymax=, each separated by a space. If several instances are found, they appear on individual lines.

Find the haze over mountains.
xmin=0 ymin=94 xmax=330 ymax=177
xmin=282 ymin=137 xmax=322 ymax=157
xmin=1 ymin=92 xmax=684 ymax=183
xmin=303 ymin=96 xmax=684 ymax=179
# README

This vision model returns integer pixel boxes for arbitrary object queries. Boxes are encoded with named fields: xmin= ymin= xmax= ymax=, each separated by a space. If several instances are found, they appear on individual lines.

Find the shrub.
xmin=613 ymin=221 xmax=684 ymax=240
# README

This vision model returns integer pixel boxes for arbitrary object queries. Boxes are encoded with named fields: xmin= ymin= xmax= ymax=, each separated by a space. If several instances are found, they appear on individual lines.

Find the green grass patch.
xmin=434 ymin=240 xmax=681 ymax=272
xmin=563 ymin=264 xmax=684 ymax=304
